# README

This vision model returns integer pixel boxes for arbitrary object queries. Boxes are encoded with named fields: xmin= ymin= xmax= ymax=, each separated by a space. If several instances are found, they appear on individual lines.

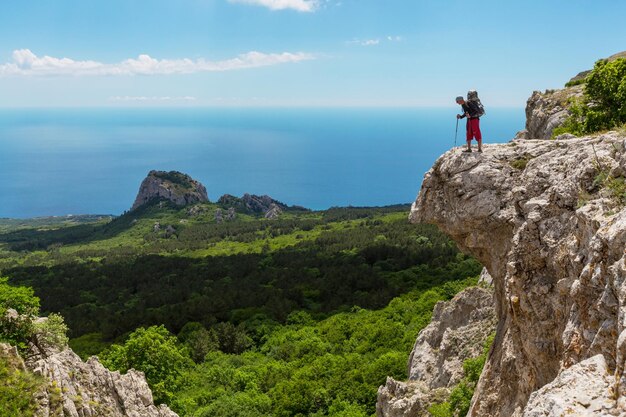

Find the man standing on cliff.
xmin=456 ymin=96 xmax=482 ymax=153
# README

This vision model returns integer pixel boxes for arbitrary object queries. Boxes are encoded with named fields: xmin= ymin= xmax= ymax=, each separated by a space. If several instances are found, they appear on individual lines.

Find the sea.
xmin=0 ymin=108 xmax=524 ymax=218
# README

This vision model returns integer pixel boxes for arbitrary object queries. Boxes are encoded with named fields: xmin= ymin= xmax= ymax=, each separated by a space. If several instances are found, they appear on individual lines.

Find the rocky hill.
xmin=408 ymin=133 xmax=626 ymax=415
xmin=217 ymin=193 xmax=308 ymax=218
xmin=131 ymin=170 xmax=208 ymax=211
xmin=516 ymin=50 xmax=625 ymax=140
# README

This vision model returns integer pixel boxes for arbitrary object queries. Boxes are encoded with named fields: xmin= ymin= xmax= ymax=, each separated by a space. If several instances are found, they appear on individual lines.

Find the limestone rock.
xmin=131 ymin=170 xmax=208 ymax=211
xmin=376 ymin=287 xmax=496 ymax=416
xmin=264 ymin=203 xmax=283 ymax=219
xmin=376 ymin=378 xmax=449 ymax=417
xmin=524 ymin=86 xmax=583 ymax=139
xmin=218 ymin=193 xmax=289 ymax=215
xmin=410 ymin=133 xmax=626 ymax=416
xmin=407 ymin=286 xmax=496 ymax=388
xmin=187 ymin=204 xmax=207 ymax=217
xmin=521 ymin=355 xmax=619 ymax=417
xmin=27 ymin=348 xmax=178 ymax=417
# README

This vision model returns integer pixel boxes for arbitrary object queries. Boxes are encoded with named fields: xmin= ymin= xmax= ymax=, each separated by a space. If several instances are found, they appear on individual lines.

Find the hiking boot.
xmin=477 ymin=149 xmax=483 ymax=153
xmin=462 ymin=149 xmax=472 ymax=153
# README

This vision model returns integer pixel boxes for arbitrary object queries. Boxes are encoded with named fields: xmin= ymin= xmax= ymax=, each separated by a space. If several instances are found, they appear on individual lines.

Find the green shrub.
xmin=0 ymin=277 xmax=40 ymax=351
xmin=0 ymin=354 xmax=44 ymax=417
xmin=100 ymin=325 xmax=193 ymax=405
xmin=555 ymin=58 xmax=626 ymax=136
xmin=510 ymin=156 xmax=532 ymax=170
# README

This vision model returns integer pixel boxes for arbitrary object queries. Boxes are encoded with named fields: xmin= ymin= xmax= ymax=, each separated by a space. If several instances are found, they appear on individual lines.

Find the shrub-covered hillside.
xmin=0 ymin=203 xmax=483 ymax=416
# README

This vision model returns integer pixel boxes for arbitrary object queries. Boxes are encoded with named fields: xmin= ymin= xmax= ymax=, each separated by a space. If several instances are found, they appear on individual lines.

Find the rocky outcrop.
xmin=264 ymin=203 xmax=283 ymax=219
xmin=131 ymin=170 xmax=208 ymax=211
xmin=517 ymin=85 xmax=583 ymax=140
xmin=519 ymin=51 xmax=626 ymax=140
xmin=410 ymin=133 xmax=626 ymax=416
xmin=27 ymin=348 xmax=178 ymax=417
xmin=218 ymin=193 xmax=290 ymax=216
xmin=377 ymin=379 xmax=448 ymax=417
xmin=407 ymin=287 xmax=496 ymax=388
xmin=376 ymin=287 xmax=496 ymax=416
xmin=0 ymin=339 xmax=178 ymax=417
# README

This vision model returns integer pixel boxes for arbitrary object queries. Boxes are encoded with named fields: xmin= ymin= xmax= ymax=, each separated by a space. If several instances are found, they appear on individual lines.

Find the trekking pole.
xmin=454 ymin=118 xmax=459 ymax=147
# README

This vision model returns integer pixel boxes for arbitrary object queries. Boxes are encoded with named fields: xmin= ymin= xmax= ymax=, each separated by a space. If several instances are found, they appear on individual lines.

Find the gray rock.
xmin=522 ymin=355 xmax=617 ymax=416
xmin=376 ymin=378 xmax=449 ymax=417
xmin=264 ymin=203 xmax=283 ymax=219
xmin=478 ymin=267 xmax=493 ymax=286
xmin=131 ymin=170 xmax=208 ymax=211
xmin=376 ymin=287 xmax=496 ymax=416
xmin=187 ymin=205 xmax=207 ymax=217
xmin=410 ymin=135 xmax=626 ymax=416
xmin=554 ymin=132 xmax=577 ymax=140
xmin=217 ymin=193 xmax=289 ymax=215
xmin=524 ymin=87 xmax=583 ymax=139
xmin=407 ymin=287 xmax=496 ymax=388
xmin=27 ymin=348 xmax=178 ymax=417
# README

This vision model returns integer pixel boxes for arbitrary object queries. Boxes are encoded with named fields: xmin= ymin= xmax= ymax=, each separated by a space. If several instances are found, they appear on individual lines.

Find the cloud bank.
xmin=0 ymin=49 xmax=315 ymax=77
xmin=228 ymin=0 xmax=319 ymax=12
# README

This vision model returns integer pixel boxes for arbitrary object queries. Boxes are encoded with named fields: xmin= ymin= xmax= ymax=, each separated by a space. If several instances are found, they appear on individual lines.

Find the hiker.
xmin=456 ymin=95 xmax=482 ymax=153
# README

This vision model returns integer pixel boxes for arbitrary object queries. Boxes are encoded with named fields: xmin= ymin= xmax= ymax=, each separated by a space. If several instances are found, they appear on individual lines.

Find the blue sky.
xmin=0 ymin=0 xmax=625 ymax=107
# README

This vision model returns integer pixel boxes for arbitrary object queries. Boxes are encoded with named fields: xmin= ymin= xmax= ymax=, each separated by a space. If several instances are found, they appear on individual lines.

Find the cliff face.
xmin=410 ymin=133 xmax=626 ymax=416
xmin=377 ymin=286 xmax=496 ymax=416
xmin=131 ymin=170 xmax=208 ymax=211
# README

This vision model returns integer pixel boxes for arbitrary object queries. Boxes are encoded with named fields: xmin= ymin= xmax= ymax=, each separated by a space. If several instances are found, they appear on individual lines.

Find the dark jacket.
xmin=459 ymin=101 xmax=481 ymax=119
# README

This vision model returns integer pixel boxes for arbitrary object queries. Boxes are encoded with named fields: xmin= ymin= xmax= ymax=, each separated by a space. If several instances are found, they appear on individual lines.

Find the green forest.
xmin=0 ymin=201 xmax=483 ymax=416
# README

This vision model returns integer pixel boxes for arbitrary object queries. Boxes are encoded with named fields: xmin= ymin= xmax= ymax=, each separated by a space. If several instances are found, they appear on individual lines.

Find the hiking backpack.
xmin=467 ymin=90 xmax=486 ymax=117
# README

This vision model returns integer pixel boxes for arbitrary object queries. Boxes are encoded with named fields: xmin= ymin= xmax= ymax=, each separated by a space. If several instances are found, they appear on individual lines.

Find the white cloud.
xmin=228 ymin=0 xmax=319 ymax=12
xmin=362 ymin=39 xmax=380 ymax=46
xmin=347 ymin=38 xmax=380 ymax=47
xmin=0 ymin=49 xmax=315 ymax=77
xmin=347 ymin=36 xmax=403 ymax=47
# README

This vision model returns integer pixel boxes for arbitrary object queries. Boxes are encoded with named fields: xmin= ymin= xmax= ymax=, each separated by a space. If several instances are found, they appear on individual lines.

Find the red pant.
xmin=466 ymin=118 xmax=482 ymax=142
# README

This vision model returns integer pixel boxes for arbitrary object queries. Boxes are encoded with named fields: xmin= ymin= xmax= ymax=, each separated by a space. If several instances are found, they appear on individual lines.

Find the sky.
xmin=0 ymin=0 xmax=625 ymax=108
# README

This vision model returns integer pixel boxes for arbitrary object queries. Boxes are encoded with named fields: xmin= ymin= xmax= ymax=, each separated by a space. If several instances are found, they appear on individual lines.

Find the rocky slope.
xmin=30 ymin=348 xmax=178 ymax=417
xmin=131 ymin=170 xmax=208 ymax=211
xmin=410 ymin=133 xmax=626 ymax=416
xmin=377 ymin=286 xmax=496 ymax=416
xmin=516 ymin=85 xmax=583 ymax=140
xmin=517 ymin=50 xmax=626 ymax=140
xmin=1 ymin=340 xmax=178 ymax=417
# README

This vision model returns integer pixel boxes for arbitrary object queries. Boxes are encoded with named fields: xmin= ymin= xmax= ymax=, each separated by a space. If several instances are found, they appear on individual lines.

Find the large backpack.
xmin=467 ymin=90 xmax=486 ymax=117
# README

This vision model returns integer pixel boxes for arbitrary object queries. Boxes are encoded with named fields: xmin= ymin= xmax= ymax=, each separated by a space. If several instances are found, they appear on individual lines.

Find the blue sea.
xmin=0 ymin=108 xmax=524 ymax=218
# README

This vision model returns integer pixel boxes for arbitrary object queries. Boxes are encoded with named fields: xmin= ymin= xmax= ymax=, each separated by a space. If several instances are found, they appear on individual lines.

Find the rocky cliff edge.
xmin=410 ymin=133 xmax=626 ymax=416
